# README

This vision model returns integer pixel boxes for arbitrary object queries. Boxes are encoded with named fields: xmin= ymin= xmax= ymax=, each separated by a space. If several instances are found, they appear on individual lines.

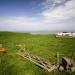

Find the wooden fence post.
xmin=57 ymin=52 xmax=59 ymax=67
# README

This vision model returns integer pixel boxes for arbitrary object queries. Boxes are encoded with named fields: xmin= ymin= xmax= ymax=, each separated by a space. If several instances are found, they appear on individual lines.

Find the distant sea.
xmin=30 ymin=31 xmax=56 ymax=34
xmin=1 ymin=30 xmax=75 ymax=34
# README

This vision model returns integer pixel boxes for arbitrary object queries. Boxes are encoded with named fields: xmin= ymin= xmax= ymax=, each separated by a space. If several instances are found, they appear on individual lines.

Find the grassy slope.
xmin=0 ymin=32 xmax=75 ymax=75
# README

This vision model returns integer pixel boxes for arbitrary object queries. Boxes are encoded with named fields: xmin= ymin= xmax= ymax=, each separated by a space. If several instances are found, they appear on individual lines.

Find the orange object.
xmin=0 ymin=48 xmax=5 ymax=53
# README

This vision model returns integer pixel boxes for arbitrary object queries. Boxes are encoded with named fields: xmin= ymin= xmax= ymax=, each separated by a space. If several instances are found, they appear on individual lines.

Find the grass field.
xmin=0 ymin=32 xmax=75 ymax=75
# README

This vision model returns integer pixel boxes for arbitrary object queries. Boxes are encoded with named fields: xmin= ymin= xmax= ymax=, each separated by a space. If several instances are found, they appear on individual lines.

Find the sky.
xmin=0 ymin=0 xmax=75 ymax=32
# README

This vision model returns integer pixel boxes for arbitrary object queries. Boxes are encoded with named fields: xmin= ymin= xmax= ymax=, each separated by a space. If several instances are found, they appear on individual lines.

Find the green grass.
xmin=0 ymin=31 xmax=75 ymax=75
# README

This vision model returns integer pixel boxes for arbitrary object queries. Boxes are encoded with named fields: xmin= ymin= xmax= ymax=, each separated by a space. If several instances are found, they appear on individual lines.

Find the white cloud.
xmin=0 ymin=16 xmax=42 ymax=31
xmin=42 ymin=0 xmax=75 ymax=20
xmin=0 ymin=15 xmax=75 ymax=31
xmin=0 ymin=16 xmax=38 ymax=25
xmin=0 ymin=0 xmax=75 ymax=32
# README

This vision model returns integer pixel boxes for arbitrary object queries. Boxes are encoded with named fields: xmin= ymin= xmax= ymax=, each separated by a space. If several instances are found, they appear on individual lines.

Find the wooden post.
xmin=57 ymin=52 xmax=59 ymax=67
xmin=72 ymin=52 xmax=73 ymax=60
xmin=72 ymin=51 xmax=75 ymax=60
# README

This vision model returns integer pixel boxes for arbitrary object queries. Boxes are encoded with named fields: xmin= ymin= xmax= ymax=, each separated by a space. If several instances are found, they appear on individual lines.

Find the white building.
xmin=56 ymin=32 xmax=75 ymax=37
xmin=73 ymin=33 xmax=75 ymax=37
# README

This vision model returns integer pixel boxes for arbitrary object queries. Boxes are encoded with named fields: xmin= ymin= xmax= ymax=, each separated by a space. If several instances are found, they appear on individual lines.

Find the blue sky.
xmin=0 ymin=0 xmax=75 ymax=32
xmin=0 ymin=0 xmax=43 ymax=16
